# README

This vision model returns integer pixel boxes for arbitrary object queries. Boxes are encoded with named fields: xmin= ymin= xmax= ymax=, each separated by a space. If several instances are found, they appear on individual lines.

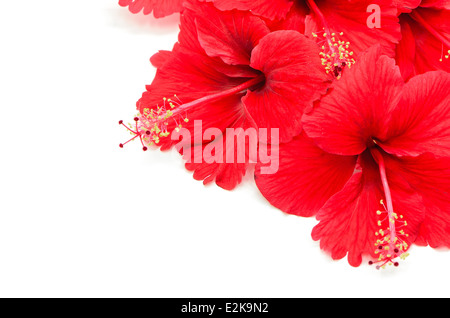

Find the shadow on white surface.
xmin=106 ymin=6 xmax=180 ymax=35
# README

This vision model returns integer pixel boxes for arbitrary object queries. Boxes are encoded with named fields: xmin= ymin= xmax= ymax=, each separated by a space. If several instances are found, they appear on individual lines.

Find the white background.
xmin=1 ymin=0 xmax=449 ymax=298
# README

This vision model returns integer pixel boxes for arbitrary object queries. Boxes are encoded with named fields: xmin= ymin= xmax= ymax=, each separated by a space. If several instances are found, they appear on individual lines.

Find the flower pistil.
xmin=369 ymin=148 xmax=410 ymax=269
xmin=119 ymin=75 xmax=265 ymax=150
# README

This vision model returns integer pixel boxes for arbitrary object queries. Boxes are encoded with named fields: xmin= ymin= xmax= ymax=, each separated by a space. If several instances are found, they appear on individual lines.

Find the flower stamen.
xmin=307 ymin=0 xmax=355 ymax=79
xmin=371 ymin=199 xmax=410 ymax=269
xmin=313 ymin=31 xmax=356 ymax=79
xmin=118 ymin=97 xmax=184 ymax=150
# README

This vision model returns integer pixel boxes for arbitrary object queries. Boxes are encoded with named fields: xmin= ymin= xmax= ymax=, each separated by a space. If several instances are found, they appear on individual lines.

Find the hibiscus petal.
xmin=186 ymin=0 xmax=270 ymax=66
xmin=201 ymin=0 xmax=293 ymax=21
xmin=302 ymin=45 xmax=404 ymax=156
xmin=150 ymin=50 xmax=174 ymax=68
xmin=395 ymin=15 xmax=417 ymax=80
xmin=119 ymin=0 xmax=150 ymax=14
xmin=384 ymin=154 xmax=450 ymax=248
xmin=403 ymin=7 xmax=450 ymax=77
xmin=266 ymin=1 xmax=308 ymax=33
xmin=254 ymin=132 xmax=357 ymax=217
xmin=393 ymin=0 xmax=421 ymax=12
xmin=151 ymin=0 xmax=184 ymax=18
xmin=177 ymin=10 xmax=259 ymax=78
xmin=139 ymin=7 xmax=261 ymax=113
xmin=311 ymin=151 xmax=424 ymax=267
xmin=244 ymin=30 xmax=330 ymax=143
xmin=380 ymin=70 xmax=450 ymax=158
xmin=183 ymin=108 xmax=256 ymax=190
xmin=420 ymin=0 xmax=450 ymax=9
xmin=139 ymin=49 xmax=251 ymax=111
xmin=118 ymin=0 xmax=183 ymax=18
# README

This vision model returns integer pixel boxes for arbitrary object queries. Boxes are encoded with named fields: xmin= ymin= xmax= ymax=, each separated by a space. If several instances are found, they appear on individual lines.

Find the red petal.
xmin=267 ymin=1 xmax=308 ymax=33
xmin=380 ymin=71 xmax=450 ymax=158
xmin=189 ymin=1 xmax=270 ymax=66
xmin=393 ymin=0 xmax=421 ymax=12
xmin=401 ymin=7 xmax=450 ymax=78
xmin=150 ymin=50 xmax=173 ymax=68
xmin=177 ymin=9 xmax=204 ymax=54
xmin=304 ymin=0 xmax=401 ymax=57
xmin=395 ymin=16 xmax=417 ymax=80
xmin=254 ymin=132 xmax=357 ymax=217
xmin=119 ymin=0 xmax=149 ymax=14
xmin=311 ymin=151 xmax=424 ymax=267
xmin=244 ymin=30 xmax=330 ymax=143
xmin=385 ymin=154 xmax=450 ymax=248
xmin=152 ymin=0 xmax=184 ymax=18
xmin=420 ymin=0 xmax=450 ymax=9
xmin=138 ymin=50 xmax=252 ymax=111
xmin=201 ymin=0 xmax=293 ymax=21
xmin=118 ymin=0 xmax=183 ymax=17
xmin=183 ymin=109 xmax=256 ymax=190
xmin=178 ymin=4 xmax=263 ymax=78
xmin=302 ymin=45 xmax=404 ymax=156
xmin=139 ymin=7 xmax=260 ymax=116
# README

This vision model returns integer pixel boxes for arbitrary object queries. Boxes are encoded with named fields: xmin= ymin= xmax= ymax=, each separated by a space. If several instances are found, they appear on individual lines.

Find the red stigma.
xmin=118 ymin=116 xmax=149 ymax=151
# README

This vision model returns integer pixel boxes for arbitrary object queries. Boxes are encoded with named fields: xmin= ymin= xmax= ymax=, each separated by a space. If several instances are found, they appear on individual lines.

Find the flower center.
xmin=118 ymin=75 xmax=265 ymax=150
xmin=409 ymin=10 xmax=450 ymax=62
xmin=306 ymin=0 xmax=355 ymax=78
xmin=369 ymin=148 xmax=410 ymax=269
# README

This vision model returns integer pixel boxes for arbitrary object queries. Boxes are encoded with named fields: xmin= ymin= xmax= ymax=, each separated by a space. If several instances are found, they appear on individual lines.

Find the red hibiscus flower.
xmin=395 ymin=0 xmax=450 ymax=80
xmin=119 ymin=0 xmax=330 ymax=190
xmin=118 ymin=0 xmax=184 ymax=18
xmin=203 ymin=0 xmax=402 ymax=59
xmin=255 ymin=45 xmax=450 ymax=268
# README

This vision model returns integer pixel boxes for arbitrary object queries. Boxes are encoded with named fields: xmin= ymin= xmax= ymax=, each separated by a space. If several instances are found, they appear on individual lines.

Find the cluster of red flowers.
xmin=119 ymin=0 xmax=450 ymax=269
